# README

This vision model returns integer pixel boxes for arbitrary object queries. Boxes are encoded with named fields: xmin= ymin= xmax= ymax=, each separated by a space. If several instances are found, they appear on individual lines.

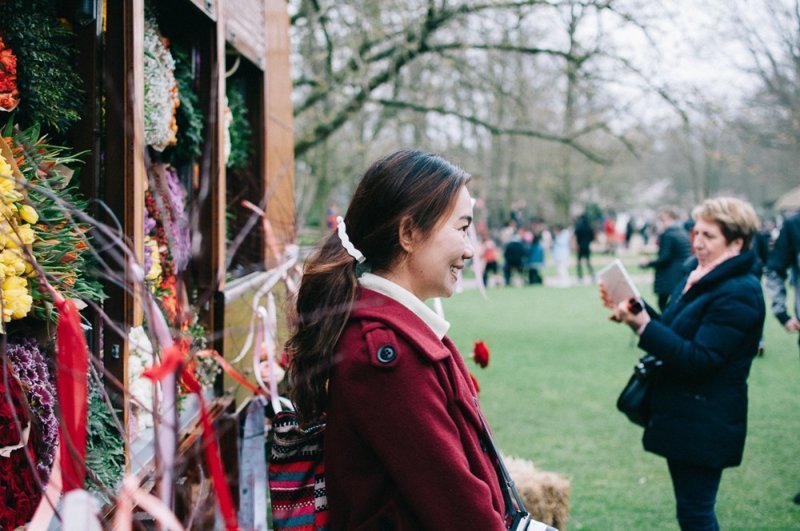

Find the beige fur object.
xmin=503 ymin=454 xmax=571 ymax=530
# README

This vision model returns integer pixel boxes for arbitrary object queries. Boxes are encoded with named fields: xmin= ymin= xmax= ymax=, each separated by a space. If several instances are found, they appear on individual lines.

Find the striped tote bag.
xmin=268 ymin=411 xmax=328 ymax=531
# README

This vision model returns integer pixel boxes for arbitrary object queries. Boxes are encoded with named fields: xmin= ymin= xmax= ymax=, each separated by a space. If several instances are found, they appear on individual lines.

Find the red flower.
xmin=0 ymin=364 xmax=41 ymax=528
xmin=0 ymin=36 xmax=19 ymax=111
xmin=472 ymin=340 xmax=490 ymax=368
xmin=277 ymin=349 xmax=290 ymax=369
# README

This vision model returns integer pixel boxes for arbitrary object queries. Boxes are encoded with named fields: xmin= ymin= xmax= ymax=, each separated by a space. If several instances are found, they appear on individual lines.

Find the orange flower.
xmin=59 ymin=252 xmax=77 ymax=264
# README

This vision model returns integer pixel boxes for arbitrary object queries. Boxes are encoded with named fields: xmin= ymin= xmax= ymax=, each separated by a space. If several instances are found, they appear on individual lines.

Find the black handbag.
xmin=616 ymin=354 xmax=663 ymax=427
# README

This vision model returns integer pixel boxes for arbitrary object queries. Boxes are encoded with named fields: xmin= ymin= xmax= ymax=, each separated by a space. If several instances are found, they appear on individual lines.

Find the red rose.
xmin=468 ymin=371 xmax=480 ymax=393
xmin=472 ymin=340 xmax=490 ymax=368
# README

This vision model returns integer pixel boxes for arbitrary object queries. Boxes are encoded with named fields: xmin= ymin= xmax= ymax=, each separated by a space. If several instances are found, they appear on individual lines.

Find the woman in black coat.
xmin=603 ymin=197 xmax=765 ymax=531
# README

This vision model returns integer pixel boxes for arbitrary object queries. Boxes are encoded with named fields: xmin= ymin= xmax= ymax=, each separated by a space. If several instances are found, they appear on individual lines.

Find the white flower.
xmin=127 ymin=326 xmax=158 ymax=434
xmin=128 ymin=326 xmax=154 ymax=360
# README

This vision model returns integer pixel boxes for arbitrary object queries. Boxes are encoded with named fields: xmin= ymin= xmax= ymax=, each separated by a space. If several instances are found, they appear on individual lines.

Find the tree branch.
xmin=373 ymin=97 xmax=614 ymax=164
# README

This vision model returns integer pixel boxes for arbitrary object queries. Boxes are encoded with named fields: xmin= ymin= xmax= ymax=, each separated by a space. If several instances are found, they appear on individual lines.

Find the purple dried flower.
xmin=6 ymin=337 xmax=57 ymax=479
xmin=162 ymin=165 xmax=190 ymax=272
xmin=144 ymin=206 xmax=157 ymax=236
xmin=143 ymin=205 xmax=156 ymax=275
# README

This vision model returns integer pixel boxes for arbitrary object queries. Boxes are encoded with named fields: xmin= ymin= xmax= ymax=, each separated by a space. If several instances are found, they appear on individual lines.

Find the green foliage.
xmin=443 ymin=272 xmax=800 ymax=530
xmin=226 ymin=78 xmax=252 ymax=170
xmin=0 ymin=0 xmax=84 ymax=134
xmin=164 ymin=45 xmax=205 ymax=166
xmin=86 ymin=380 xmax=125 ymax=501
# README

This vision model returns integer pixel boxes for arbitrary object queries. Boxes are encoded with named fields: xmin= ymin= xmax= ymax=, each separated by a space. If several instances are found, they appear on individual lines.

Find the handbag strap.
xmin=478 ymin=413 xmax=529 ymax=524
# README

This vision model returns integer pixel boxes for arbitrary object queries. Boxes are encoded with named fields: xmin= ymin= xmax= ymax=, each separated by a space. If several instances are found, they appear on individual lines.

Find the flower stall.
xmin=0 ymin=0 xmax=295 ymax=528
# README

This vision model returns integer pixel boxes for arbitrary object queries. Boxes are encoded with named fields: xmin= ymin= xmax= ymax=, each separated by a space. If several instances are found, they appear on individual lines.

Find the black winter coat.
xmin=647 ymin=224 xmax=691 ymax=295
xmin=637 ymin=251 xmax=765 ymax=469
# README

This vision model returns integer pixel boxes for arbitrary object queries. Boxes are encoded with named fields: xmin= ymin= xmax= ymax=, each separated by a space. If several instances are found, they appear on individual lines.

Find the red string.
xmin=202 ymin=350 xmax=264 ymax=396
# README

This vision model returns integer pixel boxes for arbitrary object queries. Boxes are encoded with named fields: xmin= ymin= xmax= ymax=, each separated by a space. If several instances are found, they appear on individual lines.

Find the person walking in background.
xmin=625 ymin=217 xmax=635 ymax=249
xmin=287 ymin=150 xmax=509 ymax=529
xmin=574 ymin=213 xmax=595 ymax=283
xmin=551 ymin=224 xmax=572 ymax=287
xmin=763 ymin=212 xmax=800 ymax=503
xmin=527 ymin=230 xmax=545 ymax=285
xmin=480 ymin=236 xmax=500 ymax=287
xmin=603 ymin=214 xmax=617 ymax=254
xmin=642 ymin=207 xmax=692 ymax=311
xmin=601 ymin=197 xmax=765 ymax=531
xmin=503 ymin=230 xmax=526 ymax=286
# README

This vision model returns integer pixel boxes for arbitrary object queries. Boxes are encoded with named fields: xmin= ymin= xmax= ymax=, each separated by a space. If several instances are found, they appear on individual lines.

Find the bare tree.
xmin=289 ymin=0 xmax=675 ymax=225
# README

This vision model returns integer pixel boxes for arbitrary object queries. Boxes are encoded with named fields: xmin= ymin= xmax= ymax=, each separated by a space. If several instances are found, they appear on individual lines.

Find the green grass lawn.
xmin=442 ymin=278 xmax=800 ymax=530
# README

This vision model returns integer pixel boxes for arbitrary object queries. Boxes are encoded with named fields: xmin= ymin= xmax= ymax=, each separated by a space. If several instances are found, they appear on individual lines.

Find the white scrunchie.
xmin=336 ymin=216 xmax=366 ymax=263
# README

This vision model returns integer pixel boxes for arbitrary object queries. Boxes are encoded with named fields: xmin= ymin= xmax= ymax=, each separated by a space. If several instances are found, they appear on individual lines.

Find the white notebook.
xmin=598 ymin=259 xmax=641 ymax=306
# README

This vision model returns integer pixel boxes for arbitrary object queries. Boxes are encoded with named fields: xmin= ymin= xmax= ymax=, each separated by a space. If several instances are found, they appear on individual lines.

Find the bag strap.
xmin=478 ymin=414 xmax=529 ymax=524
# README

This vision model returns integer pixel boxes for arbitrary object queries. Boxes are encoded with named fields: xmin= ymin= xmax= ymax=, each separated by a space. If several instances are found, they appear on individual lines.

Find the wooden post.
xmin=102 ymin=0 xmax=145 ymax=469
xmin=264 ymin=0 xmax=295 ymax=269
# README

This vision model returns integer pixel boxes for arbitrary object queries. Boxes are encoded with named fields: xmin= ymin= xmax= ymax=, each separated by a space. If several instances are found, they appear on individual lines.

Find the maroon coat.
xmin=325 ymin=288 xmax=507 ymax=531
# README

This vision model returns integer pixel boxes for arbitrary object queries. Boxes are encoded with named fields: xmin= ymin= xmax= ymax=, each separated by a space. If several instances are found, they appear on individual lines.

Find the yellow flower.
xmin=3 ymin=189 xmax=23 ymax=203
xmin=145 ymin=238 xmax=162 ymax=282
xmin=1 ymin=223 xmax=34 ymax=249
xmin=2 ymin=274 xmax=32 ymax=322
xmin=0 ymin=156 xmax=17 ymax=200
xmin=0 ymin=155 xmax=12 ymax=178
xmin=0 ymin=202 xmax=12 ymax=220
xmin=0 ymin=248 xmax=26 ymax=276
xmin=16 ymin=224 xmax=34 ymax=245
xmin=18 ymin=204 xmax=38 ymax=224
xmin=0 ymin=222 xmax=15 ymax=249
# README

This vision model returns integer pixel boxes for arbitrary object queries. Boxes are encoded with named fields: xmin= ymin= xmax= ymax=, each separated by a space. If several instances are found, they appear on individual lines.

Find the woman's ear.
xmin=398 ymin=216 xmax=416 ymax=253
xmin=730 ymin=237 xmax=744 ymax=254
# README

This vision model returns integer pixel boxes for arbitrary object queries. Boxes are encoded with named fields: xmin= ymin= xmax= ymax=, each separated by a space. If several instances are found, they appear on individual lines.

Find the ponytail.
xmin=286 ymin=232 xmax=359 ymax=425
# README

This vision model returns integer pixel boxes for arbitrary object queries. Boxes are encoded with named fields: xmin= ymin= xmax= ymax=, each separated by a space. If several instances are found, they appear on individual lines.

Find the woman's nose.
xmin=464 ymin=237 xmax=475 ymax=259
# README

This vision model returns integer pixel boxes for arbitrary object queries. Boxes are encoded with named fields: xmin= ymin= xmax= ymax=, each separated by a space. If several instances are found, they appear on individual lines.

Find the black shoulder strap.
xmin=478 ymin=414 xmax=529 ymax=524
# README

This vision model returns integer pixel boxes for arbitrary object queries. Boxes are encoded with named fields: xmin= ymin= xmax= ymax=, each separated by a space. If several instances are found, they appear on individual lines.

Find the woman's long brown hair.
xmin=286 ymin=149 xmax=470 ymax=424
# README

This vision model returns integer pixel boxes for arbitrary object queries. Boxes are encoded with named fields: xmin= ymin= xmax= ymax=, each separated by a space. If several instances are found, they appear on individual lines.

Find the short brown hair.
xmin=692 ymin=197 xmax=759 ymax=249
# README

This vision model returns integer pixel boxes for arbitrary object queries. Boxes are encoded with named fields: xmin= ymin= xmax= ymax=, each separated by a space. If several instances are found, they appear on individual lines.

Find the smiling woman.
xmin=285 ymin=150 xmax=510 ymax=530
xmin=382 ymin=185 xmax=474 ymax=300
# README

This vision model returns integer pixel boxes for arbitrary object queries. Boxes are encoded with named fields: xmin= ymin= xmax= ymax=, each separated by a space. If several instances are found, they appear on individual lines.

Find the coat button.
xmin=376 ymin=345 xmax=397 ymax=363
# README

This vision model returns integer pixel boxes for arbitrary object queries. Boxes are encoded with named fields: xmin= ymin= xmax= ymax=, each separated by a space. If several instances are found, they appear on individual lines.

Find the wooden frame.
xmin=68 ymin=0 xmax=295 ymax=492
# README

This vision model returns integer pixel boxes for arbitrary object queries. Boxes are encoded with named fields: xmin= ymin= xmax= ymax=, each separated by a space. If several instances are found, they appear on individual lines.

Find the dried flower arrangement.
xmin=143 ymin=7 xmax=180 ymax=151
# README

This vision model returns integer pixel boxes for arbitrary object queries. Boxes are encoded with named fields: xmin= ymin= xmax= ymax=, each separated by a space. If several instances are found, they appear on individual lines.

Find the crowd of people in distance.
xmin=477 ymin=213 xmax=608 ymax=288
xmin=476 ymin=209 xmax=784 ymax=292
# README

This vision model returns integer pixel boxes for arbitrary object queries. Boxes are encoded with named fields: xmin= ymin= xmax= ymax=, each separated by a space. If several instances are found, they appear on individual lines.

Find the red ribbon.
xmin=141 ymin=343 xmax=185 ymax=382
xmin=200 ymin=350 xmax=264 ymax=396
xmin=55 ymin=298 xmax=88 ymax=493
xmin=143 ymin=345 xmax=239 ymax=530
